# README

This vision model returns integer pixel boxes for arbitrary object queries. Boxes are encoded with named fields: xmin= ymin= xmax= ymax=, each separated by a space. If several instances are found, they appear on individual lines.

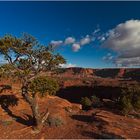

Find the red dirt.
xmin=0 ymin=78 xmax=140 ymax=139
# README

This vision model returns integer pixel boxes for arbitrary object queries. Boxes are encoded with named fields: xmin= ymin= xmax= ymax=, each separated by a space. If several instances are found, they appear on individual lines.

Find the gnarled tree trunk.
xmin=21 ymin=82 xmax=49 ymax=132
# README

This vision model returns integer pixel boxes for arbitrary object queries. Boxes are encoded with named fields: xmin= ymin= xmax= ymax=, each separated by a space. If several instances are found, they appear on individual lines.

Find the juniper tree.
xmin=0 ymin=33 xmax=66 ymax=132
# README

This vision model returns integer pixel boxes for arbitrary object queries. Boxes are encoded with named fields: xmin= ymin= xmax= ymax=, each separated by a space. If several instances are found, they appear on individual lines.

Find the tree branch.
xmin=41 ymin=108 xmax=49 ymax=124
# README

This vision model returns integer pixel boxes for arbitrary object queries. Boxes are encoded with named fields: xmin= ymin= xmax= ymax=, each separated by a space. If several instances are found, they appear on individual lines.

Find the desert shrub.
xmin=29 ymin=76 xmax=59 ymax=97
xmin=46 ymin=116 xmax=64 ymax=127
xmin=91 ymin=95 xmax=103 ymax=108
xmin=131 ymin=86 xmax=140 ymax=111
xmin=0 ymin=120 xmax=13 ymax=126
xmin=80 ymin=97 xmax=92 ymax=110
xmin=118 ymin=95 xmax=133 ymax=115
xmin=133 ymin=99 xmax=140 ymax=111
xmin=118 ymin=84 xmax=140 ymax=115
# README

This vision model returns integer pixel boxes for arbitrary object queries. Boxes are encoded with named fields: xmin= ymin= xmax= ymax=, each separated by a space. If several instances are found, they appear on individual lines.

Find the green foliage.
xmin=29 ymin=76 xmax=59 ymax=97
xmin=0 ymin=33 xmax=66 ymax=97
xmin=0 ymin=33 xmax=66 ymax=82
xmin=80 ymin=97 xmax=92 ymax=110
xmin=0 ymin=34 xmax=66 ymax=129
xmin=132 ymin=87 xmax=140 ymax=111
xmin=0 ymin=64 xmax=14 ymax=79
xmin=118 ymin=84 xmax=140 ymax=115
xmin=133 ymin=98 xmax=140 ymax=111
xmin=91 ymin=95 xmax=102 ymax=108
xmin=118 ymin=95 xmax=133 ymax=115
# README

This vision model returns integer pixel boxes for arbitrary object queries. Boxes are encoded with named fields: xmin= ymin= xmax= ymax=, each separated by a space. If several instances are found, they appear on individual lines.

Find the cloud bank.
xmin=102 ymin=19 xmax=140 ymax=67
xmin=50 ymin=20 xmax=140 ymax=67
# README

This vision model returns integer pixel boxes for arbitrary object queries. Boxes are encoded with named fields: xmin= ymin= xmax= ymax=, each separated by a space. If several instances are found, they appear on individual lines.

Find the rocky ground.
xmin=0 ymin=77 xmax=140 ymax=139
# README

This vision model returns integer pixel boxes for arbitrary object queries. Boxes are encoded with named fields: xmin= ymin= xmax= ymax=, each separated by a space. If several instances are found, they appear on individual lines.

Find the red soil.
xmin=0 ymin=78 xmax=140 ymax=139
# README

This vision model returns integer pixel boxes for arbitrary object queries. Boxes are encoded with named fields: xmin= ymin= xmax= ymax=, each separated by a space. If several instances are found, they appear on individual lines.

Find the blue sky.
xmin=0 ymin=1 xmax=140 ymax=68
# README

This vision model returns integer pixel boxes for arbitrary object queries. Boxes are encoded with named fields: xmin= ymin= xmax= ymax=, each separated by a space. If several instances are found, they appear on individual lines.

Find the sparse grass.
xmin=0 ymin=119 xmax=13 ymax=126
xmin=46 ymin=115 xmax=64 ymax=127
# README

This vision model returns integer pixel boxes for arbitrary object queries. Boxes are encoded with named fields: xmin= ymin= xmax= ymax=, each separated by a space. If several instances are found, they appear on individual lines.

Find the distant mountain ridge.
xmin=57 ymin=67 xmax=140 ymax=80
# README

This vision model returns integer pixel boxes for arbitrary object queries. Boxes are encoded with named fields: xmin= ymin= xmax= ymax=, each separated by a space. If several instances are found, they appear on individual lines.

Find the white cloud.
xmin=102 ymin=53 xmax=114 ymax=62
xmin=98 ymin=36 xmax=105 ymax=42
xmin=50 ymin=40 xmax=63 ymax=47
xmin=80 ymin=35 xmax=91 ymax=46
xmin=59 ymin=63 xmax=76 ymax=68
xmin=49 ymin=27 xmax=102 ymax=52
xmin=64 ymin=37 xmax=75 ymax=45
xmin=93 ymin=28 xmax=100 ymax=34
xmin=72 ymin=43 xmax=81 ymax=52
xmin=102 ymin=19 xmax=140 ymax=67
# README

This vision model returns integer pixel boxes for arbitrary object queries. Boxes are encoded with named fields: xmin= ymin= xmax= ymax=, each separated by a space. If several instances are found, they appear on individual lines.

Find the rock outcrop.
xmin=57 ymin=67 xmax=140 ymax=80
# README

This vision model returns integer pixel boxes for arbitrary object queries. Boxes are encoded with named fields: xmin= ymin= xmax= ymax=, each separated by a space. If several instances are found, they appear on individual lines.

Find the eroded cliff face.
xmin=57 ymin=67 xmax=140 ymax=80
xmin=117 ymin=68 xmax=125 ymax=78
xmin=58 ymin=67 xmax=94 ymax=78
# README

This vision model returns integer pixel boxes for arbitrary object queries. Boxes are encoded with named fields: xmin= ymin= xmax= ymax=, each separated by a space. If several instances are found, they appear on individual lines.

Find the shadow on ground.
xmin=56 ymin=86 xmax=121 ymax=103
xmin=81 ymin=131 xmax=125 ymax=139
xmin=71 ymin=114 xmax=109 ymax=127
xmin=0 ymin=94 xmax=35 ymax=126
xmin=71 ymin=114 xmax=125 ymax=138
xmin=71 ymin=114 xmax=93 ymax=123
xmin=56 ymin=86 xmax=93 ymax=103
